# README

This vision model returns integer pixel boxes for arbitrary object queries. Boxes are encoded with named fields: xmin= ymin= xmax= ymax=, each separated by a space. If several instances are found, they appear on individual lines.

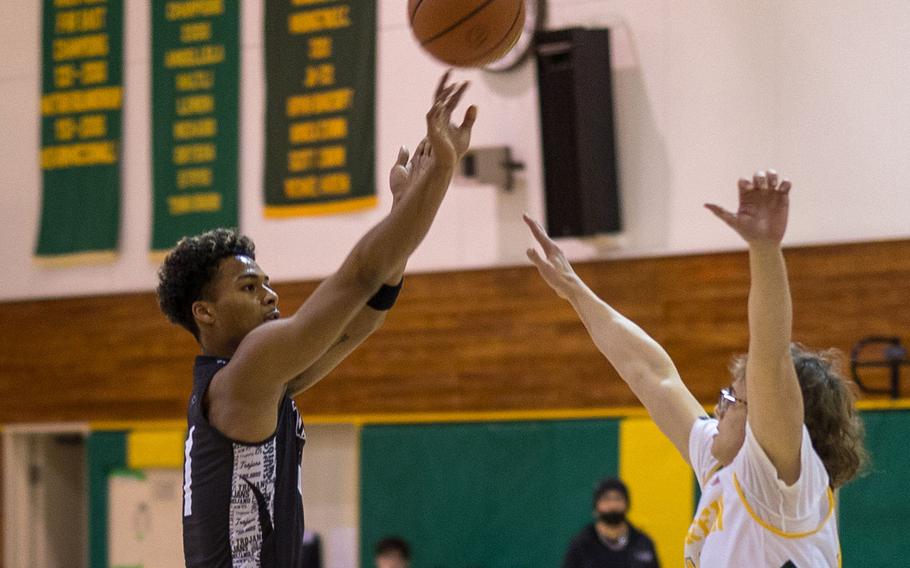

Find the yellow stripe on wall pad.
xmin=620 ymin=417 xmax=693 ymax=566
xmin=127 ymin=430 xmax=186 ymax=469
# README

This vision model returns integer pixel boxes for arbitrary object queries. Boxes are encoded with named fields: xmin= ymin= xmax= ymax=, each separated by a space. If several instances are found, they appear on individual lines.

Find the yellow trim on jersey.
xmin=732 ymin=473 xmax=835 ymax=539
xmin=701 ymin=463 xmax=723 ymax=487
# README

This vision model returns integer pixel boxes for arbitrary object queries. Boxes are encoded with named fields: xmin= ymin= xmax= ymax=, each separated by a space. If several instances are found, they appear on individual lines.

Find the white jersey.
xmin=685 ymin=418 xmax=840 ymax=567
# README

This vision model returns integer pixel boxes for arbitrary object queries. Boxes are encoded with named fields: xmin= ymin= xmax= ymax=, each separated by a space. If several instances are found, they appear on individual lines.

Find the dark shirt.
xmin=182 ymin=356 xmax=307 ymax=567
xmin=562 ymin=523 xmax=660 ymax=568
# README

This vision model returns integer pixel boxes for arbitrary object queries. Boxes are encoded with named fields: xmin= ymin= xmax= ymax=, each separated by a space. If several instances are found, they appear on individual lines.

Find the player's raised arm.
xmin=285 ymin=138 xmax=440 ymax=397
xmin=215 ymin=74 xmax=476 ymax=417
xmin=705 ymin=170 xmax=803 ymax=484
xmin=524 ymin=215 xmax=705 ymax=460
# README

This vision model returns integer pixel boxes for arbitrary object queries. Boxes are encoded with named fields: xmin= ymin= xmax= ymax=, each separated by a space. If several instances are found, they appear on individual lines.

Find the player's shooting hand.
xmin=426 ymin=70 xmax=477 ymax=168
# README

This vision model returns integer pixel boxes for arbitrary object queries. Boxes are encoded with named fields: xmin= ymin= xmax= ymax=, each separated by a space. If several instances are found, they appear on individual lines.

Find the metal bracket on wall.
xmin=460 ymin=146 xmax=525 ymax=191
xmin=851 ymin=336 xmax=909 ymax=399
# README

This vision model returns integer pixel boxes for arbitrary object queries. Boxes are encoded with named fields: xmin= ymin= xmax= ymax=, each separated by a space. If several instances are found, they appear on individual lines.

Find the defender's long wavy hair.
xmin=730 ymin=344 xmax=868 ymax=488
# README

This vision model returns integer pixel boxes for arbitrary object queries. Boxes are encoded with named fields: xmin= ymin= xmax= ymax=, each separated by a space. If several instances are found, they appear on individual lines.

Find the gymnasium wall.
xmin=80 ymin=423 xmax=359 ymax=568
xmin=78 ymin=408 xmax=910 ymax=567
xmin=2 ymin=1 xmax=910 ymax=302
xmin=2 ymin=239 xmax=909 ymax=425
xmin=357 ymin=409 xmax=910 ymax=568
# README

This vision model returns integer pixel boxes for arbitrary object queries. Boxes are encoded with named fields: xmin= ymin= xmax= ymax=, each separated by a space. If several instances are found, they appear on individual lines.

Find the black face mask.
xmin=598 ymin=511 xmax=626 ymax=526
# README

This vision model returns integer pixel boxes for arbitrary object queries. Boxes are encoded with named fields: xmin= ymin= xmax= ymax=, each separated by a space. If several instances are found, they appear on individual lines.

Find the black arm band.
xmin=367 ymin=278 xmax=403 ymax=311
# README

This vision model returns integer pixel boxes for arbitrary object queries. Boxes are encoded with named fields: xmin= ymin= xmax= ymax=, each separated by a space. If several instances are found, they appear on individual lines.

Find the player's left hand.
xmin=388 ymin=138 xmax=432 ymax=207
xmin=705 ymin=169 xmax=792 ymax=245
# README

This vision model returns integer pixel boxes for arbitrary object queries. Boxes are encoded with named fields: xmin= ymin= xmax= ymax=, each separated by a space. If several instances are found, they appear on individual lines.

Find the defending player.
xmin=525 ymin=170 xmax=866 ymax=566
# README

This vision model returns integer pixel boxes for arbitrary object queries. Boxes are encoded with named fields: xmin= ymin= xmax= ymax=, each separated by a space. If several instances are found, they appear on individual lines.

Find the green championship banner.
xmin=264 ymin=1 xmax=376 ymax=217
xmin=37 ymin=0 xmax=123 ymax=262
xmin=151 ymin=0 xmax=239 ymax=251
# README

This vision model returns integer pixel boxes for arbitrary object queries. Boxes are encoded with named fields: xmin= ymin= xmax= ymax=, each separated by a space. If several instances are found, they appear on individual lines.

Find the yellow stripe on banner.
xmin=620 ymin=417 xmax=693 ymax=566
xmin=263 ymin=195 xmax=377 ymax=218
xmin=33 ymin=251 xmax=117 ymax=267
xmin=127 ymin=430 xmax=186 ymax=469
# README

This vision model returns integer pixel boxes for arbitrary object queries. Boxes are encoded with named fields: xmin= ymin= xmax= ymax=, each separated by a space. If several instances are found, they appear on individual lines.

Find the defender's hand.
xmin=705 ymin=169 xmax=792 ymax=245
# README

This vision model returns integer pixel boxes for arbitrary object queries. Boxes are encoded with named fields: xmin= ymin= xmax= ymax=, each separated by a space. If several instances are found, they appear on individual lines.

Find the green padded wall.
xmin=87 ymin=431 xmax=127 ymax=568
xmin=840 ymin=410 xmax=910 ymax=566
xmin=360 ymin=419 xmax=619 ymax=568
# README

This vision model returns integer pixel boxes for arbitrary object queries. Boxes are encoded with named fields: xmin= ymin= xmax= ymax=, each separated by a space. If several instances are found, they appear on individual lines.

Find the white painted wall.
xmin=1 ymin=0 xmax=908 ymax=302
xmin=300 ymin=423 xmax=359 ymax=568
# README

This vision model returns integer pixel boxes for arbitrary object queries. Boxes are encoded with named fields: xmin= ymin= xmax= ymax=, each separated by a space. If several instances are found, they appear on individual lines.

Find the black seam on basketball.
xmin=420 ymin=0 xmax=499 ymax=46
xmin=410 ymin=0 xmax=426 ymax=26
xmin=455 ymin=0 xmax=524 ymax=66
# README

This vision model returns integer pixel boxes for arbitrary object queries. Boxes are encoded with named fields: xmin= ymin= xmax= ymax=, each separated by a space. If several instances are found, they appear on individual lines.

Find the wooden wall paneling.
xmin=0 ymin=239 xmax=908 ymax=425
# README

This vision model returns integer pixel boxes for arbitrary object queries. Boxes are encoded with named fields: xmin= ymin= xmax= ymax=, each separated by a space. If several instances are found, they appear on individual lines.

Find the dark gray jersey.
xmin=183 ymin=356 xmax=307 ymax=567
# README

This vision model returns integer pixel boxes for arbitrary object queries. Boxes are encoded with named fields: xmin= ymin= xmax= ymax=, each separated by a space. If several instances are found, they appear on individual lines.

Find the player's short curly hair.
xmin=156 ymin=228 xmax=255 ymax=340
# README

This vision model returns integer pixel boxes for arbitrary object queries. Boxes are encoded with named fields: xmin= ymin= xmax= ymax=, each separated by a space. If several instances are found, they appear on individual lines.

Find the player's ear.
xmin=192 ymin=300 xmax=216 ymax=327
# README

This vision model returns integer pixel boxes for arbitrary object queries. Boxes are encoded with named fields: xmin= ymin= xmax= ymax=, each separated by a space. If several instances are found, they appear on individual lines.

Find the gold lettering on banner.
xmin=41 ymin=141 xmax=117 ymax=169
xmin=318 ymin=145 xmax=346 ymax=169
xmin=53 ymin=33 xmax=108 ymax=61
xmin=307 ymin=37 xmax=332 ymax=59
xmin=80 ymin=60 xmax=108 ymax=84
xmin=180 ymin=21 xmax=213 ymax=42
xmin=55 ymin=6 xmax=107 ymax=34
xmin=54 ymin=0 xmax=106 ymax=8
xmin=78 ymin=113 xmax=107 ymax=138
xmin=168 ymin=192 xmax=222 ymax=214
xmin=292 ymin=0 xmax=334 ymax=5
xmin=288 ymin=149 xmax=315 ymax=172
xmin=53 ymin=60 xmax=107 ymax=88
xmin=43 ymin=0 xmax=120 ymax=178
xmin=288 ymin=117 xmax=348 ymax=144
xmin=176 ymin=94 xmax=215 ymax=116
xmin=54 ymin=64 xmax=78 ymax=89
xmin=288 ymin=6 xmax=351 ymax=35
xmin=283 ymin=174 xmax=351 ymax=198
xmin=175 ymin=70 xmax=215 ymax=91
xmin=176 ymin=167 xmax=213 ymax=189
xmin=165 ymin=0 xmax=224 ymax=21
xmin=304 ymin=63 xmax=335 ymax=88
xmin=42 ymin=86 xmax=122 ymax=115
xmin=319 ymin=173 xmax=350 ymax=195
xmin=54 ymin=118 xmax=77 ymax=141
xmin=173 ymin=143 xmax=216 ymax=165
xmin=286 ymin=88 xmax=353 ymax=117
xmin=284 ymin=176 xmax=318 ymax=198
xmin=174 ymin=118 xmax=217 ymax=140
xmin=165 ymin=45 xmax=225 ymax=68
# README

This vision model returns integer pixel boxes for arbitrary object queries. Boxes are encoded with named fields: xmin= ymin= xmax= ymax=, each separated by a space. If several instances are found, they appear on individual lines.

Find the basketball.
xmin=408 ymin=0 xmax=526 ymax=67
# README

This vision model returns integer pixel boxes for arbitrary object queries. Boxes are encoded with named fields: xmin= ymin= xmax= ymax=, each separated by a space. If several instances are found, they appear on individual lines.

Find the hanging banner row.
xmin=36 ymin=0 xmax=377 ymax=260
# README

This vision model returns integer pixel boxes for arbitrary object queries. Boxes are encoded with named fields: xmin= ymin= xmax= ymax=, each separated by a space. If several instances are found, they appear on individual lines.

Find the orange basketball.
xmin=408 ymin=0 xmax=526 ymax=67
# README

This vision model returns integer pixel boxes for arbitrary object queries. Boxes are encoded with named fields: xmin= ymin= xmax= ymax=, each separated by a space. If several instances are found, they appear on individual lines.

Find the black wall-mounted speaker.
xmin=535 ymin=28 xmax=621 ymax=237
